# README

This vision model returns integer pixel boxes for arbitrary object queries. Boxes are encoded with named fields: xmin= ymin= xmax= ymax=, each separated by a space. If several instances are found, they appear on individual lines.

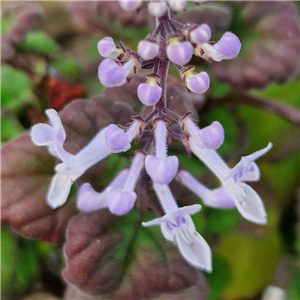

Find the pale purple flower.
xmin=214 ymin=32 xmax=241 ymax=60
xmin=195 ymin=31 xmax=241 ymax=62
xmin=76 ymin=169 xmax=129 ymax=212
xmin=30 ymin=109 xmax=73 ymax=162
xmin=189 ymin=24 xmax=211 ymax=44
xmin=46 ymin=127 xmax=111 ymax=209
xmin=107 ymin=151 xmax=145 ymax=215
xmin=98 ymin=57 xmax=138 ymax=87
xmin=97 ymin=37 xmax=122 ymax=59
xmin=31 ymin=111 xmax=142 ymax=209
xmin=181 ymin=114 xmax=224 ymax=150
xmin=183 ymin=69 xmax=210 ymax=94
xmin=98 ymin=58 xmax=127 ymax=87
xmin=137 ymin=74 xmax=162 ymax=106
xmin=167 ymin=0 xmax=187 ymax=12
xmin=118 ymin=0 xmax=143 ymax=11
xmin=167 ymin=37 xmax=193 ymax=65
xmin=137 ymin=40 xmax=159 ymax=60
xmin=142 ymin=183 xmax=212 ymax=272
xmin=188 ymin=139 xmax=272 ymax=224
xmin=145 ymin=120 xmax=179 ymax=185
xmin=177 ymin=169 xmax=235 ymax=209
xmin=147 ymin=1 xmax=168 ymax=18
xmin=105 ymin=125 xmax=132 ymax=153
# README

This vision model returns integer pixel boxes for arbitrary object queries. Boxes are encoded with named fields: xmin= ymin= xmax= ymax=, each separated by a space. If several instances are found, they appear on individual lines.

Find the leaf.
xmin=205 ymin=255 xmax=231 ymax=300
xmin=215 ymin=229 xmax=282 ymax=299
xmin=63 ymin=210 xmax=208 ymax=299
xmin=1 ymin=228 xmax=19 ymax=295
xmin=174 ymin=3 xmax=232 ymax=35
xmin=68 ymin=1 xmax=148 ymax=41
xmin=1 ymin=64 xmax=33 ymax=110
xmin=1 ymin=133 xmax=77 ymax=244
xmin=14 ymin=239 xmax=40 ymax=294
xmin=1 ymin=229 xmax=40 ymax=296
xmin=52 ymin=57 xmax=82 ymax=80
xmin=17 ymin=31 xmax=58 ymax=55
xmin=1 ymin=110 xmax=24 ymax=143
xmin=1 ymin=35 xmax=16 ymax=62
xmin=211 ymin=2 xmax=300 ymax=89
xmin=3 ymin=2 xmax=44 ymax=44
xmin=206 ymin=209 xmax=240 ymax=234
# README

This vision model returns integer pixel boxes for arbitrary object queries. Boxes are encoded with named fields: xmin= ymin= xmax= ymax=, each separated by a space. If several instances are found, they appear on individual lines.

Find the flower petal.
xmin=76 ymin=183 xmax=107 ymax=212
xmin=226 ymin=143 xmax=272 ymax=182
xmin=230 ymin=183 xmax=267 ymax=224
xmin=106 ymin=187 xmax=137 ymax=216
xmin=175 ymin=218 xmax=212 ymax=272
xmin=145 ymin=155 xmax=179 ymax=185
xmin=46 ymin=173 xmax=73 ymax=209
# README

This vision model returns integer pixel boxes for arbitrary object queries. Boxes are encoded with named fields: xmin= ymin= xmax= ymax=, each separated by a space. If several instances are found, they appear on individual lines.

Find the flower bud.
xmin=118 ymin=0 xmax=143 ymax=11
xmin=168 ymin=0 xmax=187 ymax=12
xmin=213 ymin=32 xmax=241 ymax=60
xmin=97 ymin=37 xmax=122 ymax=59
xmin=167 ymin=37 xmax=193 ymax=65
xmin=105 ymin=124 xmax=131 ymax=153
xmin=137 ymin=39 xmax=159 ymax=60
xmin=137 ymin=74 xmax=162 ymax=106
xmin=148 ymin=1 xmax=168 ymax=18
xmin=98 ymin=58 xmax=127 ymax=87
xmin=189 ymin=24 xmax=211 ymax=44
xmin=181 ymin=67 xmax=210 ymax=94
xmin=195 ymin=32 xmax=241 ymax=62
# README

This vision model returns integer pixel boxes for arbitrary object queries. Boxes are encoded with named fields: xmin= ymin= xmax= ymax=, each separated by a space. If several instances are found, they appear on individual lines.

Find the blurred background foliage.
xmin=1 ymin=1 xmax=299 ymax=300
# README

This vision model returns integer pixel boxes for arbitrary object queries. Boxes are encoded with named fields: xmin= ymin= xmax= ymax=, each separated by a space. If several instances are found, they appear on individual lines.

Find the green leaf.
xmin=1 ymin=230 xmax=40 ymax=296
xmin=215 ymin=230 xmax=282 ymax=299
xmin=1 ymin=228 xmax=19 ymax=294
xmin=205 ymin=255 xmax=231 ymax=300
xmin=17 ymin=31 xmax=59 ymax=55
xmin=14 ymin=240 xmax=40 ymax=294
xmin=286 ymin=258 xmax=300 ymax=300
xmin=52 ymin=56 xmax=82 ymax=79
xmin=1 ymin=65 xmax=33 ymax=110
xmin=1 ymin=14 xmax=15 ymax=34
xmin=207 ymin=208 xmax=240 ymax=234
xmin=1 ymin=112 xmax=24 ymax=143
xmin=210 ymin=76 xmax=231 ymax=98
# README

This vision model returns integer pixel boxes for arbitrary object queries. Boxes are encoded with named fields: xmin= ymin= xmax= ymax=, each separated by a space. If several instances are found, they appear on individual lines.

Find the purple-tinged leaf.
xmin=174 ymin=4 xmax=232 ymax=35
xmin=68 ymin=1 xmax=147 ymax=37
xmin=1 ymin=134 xmax=77 ymax=245
xmin=211 ymin=2 xmax=300 ymax=89
xmin=63 ymin=210 xmax=208 ymax=298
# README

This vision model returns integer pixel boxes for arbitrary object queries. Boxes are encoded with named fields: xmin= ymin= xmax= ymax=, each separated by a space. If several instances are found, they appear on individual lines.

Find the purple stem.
xmin=155 ymin=33 xmax=169 ymax=112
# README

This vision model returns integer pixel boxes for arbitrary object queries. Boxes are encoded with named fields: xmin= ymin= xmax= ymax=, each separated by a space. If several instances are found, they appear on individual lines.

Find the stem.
xmin=164 ymin=107 xmax=181 ymax=122
xmin=155 ymin=31 xmax=170 ymax=110
xmin=169 ymin=19 xmax=185 ymax=30
xmin=144 ymin=108 xmax=158 ymax=124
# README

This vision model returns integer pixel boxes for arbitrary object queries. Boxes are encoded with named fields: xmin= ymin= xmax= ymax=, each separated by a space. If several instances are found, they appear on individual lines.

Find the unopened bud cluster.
xmin=31 ymin=0 xmax=270 ymax=273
